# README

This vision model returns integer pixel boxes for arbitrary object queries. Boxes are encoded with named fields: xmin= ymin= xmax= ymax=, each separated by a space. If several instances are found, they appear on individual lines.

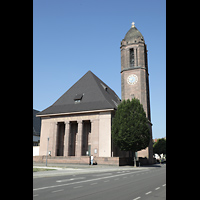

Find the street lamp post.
xmin=46 ymin=137 xmax=49 ymax=166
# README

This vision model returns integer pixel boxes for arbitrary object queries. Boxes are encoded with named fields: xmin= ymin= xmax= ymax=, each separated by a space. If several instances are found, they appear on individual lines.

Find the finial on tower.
xmin=131 ymin=22 xmax=135 ymax=28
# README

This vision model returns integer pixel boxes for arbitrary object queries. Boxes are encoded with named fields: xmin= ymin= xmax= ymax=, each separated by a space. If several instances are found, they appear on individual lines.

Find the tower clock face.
xmin=127 ymin=74 xmax=138 ymax=85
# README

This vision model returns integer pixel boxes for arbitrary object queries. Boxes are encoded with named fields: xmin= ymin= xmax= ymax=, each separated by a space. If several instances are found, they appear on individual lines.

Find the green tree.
xmin=153 ymin=138 xmax=166 ymax=158
xmin=111 ymin=98 xmax=150 ymax=167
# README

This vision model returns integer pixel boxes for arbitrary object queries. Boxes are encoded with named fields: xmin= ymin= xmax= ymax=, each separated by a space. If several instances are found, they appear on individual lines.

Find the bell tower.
xmin=120 ymin=22 xmax=153 ymax=163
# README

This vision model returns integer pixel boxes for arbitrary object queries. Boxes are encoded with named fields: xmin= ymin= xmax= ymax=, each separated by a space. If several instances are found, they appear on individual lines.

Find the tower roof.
xmin=123 ymin=22 xmax=145 ymax=44
xmin=37 ymin=71 xmax=121 ymax=116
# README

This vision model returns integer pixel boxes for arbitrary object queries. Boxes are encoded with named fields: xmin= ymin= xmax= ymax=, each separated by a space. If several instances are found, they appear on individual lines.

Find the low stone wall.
xmin=94 ymin=157 xmax=119 ymax=166
xmin=33 ymin=156 xmax=90 ymax=165
xmin=119 ymin=157 xmax=131 ymax=166
xmin=33 ymin=155 xmax=45 ymax=162
xmin=138 ymin=157 xmax=148 ymax=165
xmin=33 ymin=156 xmax=120 ymax=166
xmin=33 ymin=156 xmax=155 ymax=166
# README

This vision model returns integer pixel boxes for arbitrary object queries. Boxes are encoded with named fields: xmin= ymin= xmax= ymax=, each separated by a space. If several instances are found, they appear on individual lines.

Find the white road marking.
xmin=56 ymin=177 xmax=85 ymax=182
xmin=90 ymin=183 xmax=97 ymax=185
xmin=133 ymin=197 xmax=141 ymax=200
xmin=33 ymin=169 xmax=149 ymax=191
xmin=52 ymin=189 xmax=64 ymax=193
xmin=162 ymin=184 xmax=166 ymax=186
xmin=93 ymin=173 xmax=112 ymax=176
xmin=73 ymin=186 xmax=82 ymax=189
xmin=145 ymin=191 xmax=152 ymax=195
xmin=155 ymin=187 xmax=160 ymax=190
xmin=33 ymin=194 xmax=38 ymax=197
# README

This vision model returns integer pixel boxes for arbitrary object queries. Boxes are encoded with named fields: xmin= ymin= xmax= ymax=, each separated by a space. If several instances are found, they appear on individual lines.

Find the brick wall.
xmin=33 ymin=156 xmax=120 ymax=166
xmin=33 ymin=156 xmax=90 ymax=164
xmin=94 ymin=157 xmax=119 ymax=166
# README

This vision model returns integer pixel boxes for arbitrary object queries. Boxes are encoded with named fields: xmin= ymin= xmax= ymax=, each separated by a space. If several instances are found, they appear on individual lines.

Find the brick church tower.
xmin=120 ymin=22 xmax=153 ymax=163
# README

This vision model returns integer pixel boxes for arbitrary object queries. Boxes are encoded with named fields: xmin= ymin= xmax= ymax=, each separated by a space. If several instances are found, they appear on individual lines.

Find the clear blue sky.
xmin=33 ymin=0 xmax=166 ymax=139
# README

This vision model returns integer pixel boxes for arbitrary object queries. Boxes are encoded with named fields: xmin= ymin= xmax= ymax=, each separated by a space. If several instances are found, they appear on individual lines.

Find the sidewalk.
xmin=33 ymin=162 xmax=152 ymax=178
xmin=33 ymin=162 xmax=162 ymax=168
xmin=33 ymin=162 xmax=131 ymax=168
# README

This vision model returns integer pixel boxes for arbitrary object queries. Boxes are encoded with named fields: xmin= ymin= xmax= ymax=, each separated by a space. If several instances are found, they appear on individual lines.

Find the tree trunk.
xmin=133 ymin=151 xmax=137 ymax=167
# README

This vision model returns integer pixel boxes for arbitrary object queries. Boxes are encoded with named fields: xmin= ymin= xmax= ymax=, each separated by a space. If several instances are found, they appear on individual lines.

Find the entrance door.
xmin=69 ymin=122 xmax=77 ymax=156
xmin=81 ymin=121 xmax=91 ymax=156
xmin=56 ymin=122 xmax=65 ymax=156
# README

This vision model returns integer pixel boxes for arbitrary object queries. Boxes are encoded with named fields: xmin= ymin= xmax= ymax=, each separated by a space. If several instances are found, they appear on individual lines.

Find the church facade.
xmin=36 ymin=22 xmax=153 ymax=164
xmin=37 ymin=71 xmax=121 ymax=158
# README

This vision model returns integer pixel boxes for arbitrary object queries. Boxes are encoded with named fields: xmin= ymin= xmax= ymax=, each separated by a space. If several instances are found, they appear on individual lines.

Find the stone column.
xmin=64 ymin=121 xmax=70 ymax=157
xmin=76 ymin=121 xmax=83 ymax=156
xmin=90 ymin=119 xmax=99 ymax=157
xmin=52 ymin=122 xmax=58 ymax=156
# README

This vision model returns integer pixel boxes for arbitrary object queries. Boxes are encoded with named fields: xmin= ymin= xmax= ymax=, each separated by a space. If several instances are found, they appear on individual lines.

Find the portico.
xmin=39 ymin=110 xmax=115 ymax=158
xmin=55 ymin=120 xmax=92 ymax=157
xmin=40 ymin=110 xmax=114 ymax=157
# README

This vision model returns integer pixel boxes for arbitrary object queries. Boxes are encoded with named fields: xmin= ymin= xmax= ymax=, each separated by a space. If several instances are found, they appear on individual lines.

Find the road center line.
xmin=56 ymin=177 xmax=85 ymax=182
xmin=155 ymin=187 xmax=160 ymax=190
xmin=133 ymin=197 xmax=141 ymax=200
xmin=145 ymin=191 xmax=152 ymax=195
xmin=33 ymin=169 xmax=149 ymax=191
xmin=52 ymin=189 xmax=64 ymax=193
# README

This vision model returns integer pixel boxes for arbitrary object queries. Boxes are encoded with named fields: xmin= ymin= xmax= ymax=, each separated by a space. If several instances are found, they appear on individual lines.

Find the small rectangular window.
xmin=74 ymin=94 xmax=83 ymax=100
xmin=74 ymin=94 xmax=83 ymax=103
xmin=74 ymin=99 xmax=81 ymax=103
xmin=130 ymin=48 xmax=134 ymax=67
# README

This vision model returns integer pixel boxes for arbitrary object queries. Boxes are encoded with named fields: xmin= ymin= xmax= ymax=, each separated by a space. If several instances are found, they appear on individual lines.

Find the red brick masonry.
xmin=33 ymin=156 xmax=122 ymax=166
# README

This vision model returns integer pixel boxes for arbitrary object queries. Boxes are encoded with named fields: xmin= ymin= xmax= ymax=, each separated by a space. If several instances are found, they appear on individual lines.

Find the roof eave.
xmin=36 ymin=108 xmax=115 ymax=118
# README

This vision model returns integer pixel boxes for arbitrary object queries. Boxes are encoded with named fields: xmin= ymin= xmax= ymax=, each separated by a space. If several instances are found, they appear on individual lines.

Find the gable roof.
xmin=37 ymin=71 xmax=121 ymax=116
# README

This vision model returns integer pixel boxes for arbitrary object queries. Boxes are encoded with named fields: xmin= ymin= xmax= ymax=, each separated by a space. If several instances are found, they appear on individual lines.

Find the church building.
xmin=37 ymin=70 xmax=121 ymax=158
xmin=36 ymin=22 xmax=153 ymax=165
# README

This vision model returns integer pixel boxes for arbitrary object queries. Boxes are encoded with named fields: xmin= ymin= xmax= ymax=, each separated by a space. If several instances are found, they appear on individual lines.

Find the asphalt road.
xmin=33 ymin=164 xmax=166 ymax=200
